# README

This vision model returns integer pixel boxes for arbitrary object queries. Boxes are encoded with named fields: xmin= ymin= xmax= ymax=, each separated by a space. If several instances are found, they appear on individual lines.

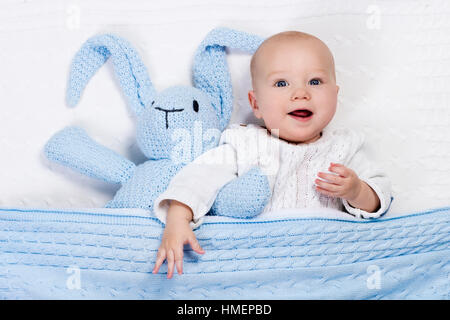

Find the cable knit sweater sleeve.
xmin=153 ymin=143 xmax=238 ymax=228
xmin=342 ymin=134 xmax=393 ymax=219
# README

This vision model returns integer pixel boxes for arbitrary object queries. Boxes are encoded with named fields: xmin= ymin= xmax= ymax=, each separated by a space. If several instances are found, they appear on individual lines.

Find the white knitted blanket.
xmin=0 ymin=0 xmax=449 ymax=215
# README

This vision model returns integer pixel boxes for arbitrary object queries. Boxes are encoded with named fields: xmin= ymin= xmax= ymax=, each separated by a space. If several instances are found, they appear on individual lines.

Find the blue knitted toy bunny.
xmin=44 ymin=27 xmax=271 ymax=218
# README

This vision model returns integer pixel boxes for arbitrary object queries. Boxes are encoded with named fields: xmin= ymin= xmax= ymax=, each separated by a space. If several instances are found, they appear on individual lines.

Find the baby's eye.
xmin=275 ymin=80 xmax=288 ymax=87
xmin=309 ymin=79 xmax=321 ymax=86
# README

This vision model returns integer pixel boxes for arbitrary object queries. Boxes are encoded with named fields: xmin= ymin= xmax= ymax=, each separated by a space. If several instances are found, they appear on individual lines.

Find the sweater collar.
xmin=256 ymin=124 xmax=332 ymax=148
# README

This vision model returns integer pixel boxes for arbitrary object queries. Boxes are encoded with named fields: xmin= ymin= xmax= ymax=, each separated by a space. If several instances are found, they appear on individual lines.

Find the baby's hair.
xmin=250 ymin=30 xmax=336 ymax=85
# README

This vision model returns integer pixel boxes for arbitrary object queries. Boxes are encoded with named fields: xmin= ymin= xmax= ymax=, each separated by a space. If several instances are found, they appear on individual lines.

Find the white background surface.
xmin=0 ymin=0 xmax=449 ymax=215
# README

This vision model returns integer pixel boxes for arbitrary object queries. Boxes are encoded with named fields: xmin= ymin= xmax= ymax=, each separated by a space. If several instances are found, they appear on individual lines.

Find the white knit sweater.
xmin=154 ymin=124 xmax=392 ymax=227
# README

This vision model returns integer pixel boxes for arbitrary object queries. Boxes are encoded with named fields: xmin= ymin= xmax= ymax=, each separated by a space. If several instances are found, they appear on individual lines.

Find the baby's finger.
xmin=329 ymin=163 xmax=349 ymax=178
xmin=188 ymin=236 xmax=205 ymax=255
xmin=315 ymin=178 xmax=340 ymax=193
xmin=175 ymin=250 xmax=184 ymax=275
xmin=152 ymin=248 xmax=166 ymax=274
xmin=166 ymin=249 xmax=175 ymax=279
xmin=317 ymin=172 xmax=343 ymax=185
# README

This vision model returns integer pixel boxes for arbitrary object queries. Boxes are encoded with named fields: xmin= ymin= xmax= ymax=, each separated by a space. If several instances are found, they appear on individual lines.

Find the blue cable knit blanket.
xmin=0 ymin=206 xmax=449 ymax=299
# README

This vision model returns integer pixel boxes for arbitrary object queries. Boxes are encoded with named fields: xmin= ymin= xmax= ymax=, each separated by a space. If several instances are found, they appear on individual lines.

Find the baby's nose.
xmin=291 ymin=87 xmax=310 ymax=100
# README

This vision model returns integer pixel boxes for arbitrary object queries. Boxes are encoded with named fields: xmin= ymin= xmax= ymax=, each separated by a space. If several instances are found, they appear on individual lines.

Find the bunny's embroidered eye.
xmin=151 ymin=101 xmax=155 ymax=106
xmin=193 ymin=100 xmax=199 ymax=112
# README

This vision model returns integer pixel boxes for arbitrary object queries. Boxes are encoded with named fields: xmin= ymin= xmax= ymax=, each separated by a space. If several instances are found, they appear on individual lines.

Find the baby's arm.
xmin=152 ymin=143 xmax=239 ymax=277
xmin=153 ymin=143 xmax=239 ymax=226
xmin=345 ymin=176 xmax=380 ymax=213
xmin=316 ymin=163 xmax=382 ymax=213
xmin=315 ymin=129 xmax=392 ymax=218
xmin=152 ymin=200 xmax=204 ymax=278
xmin=342 ymin=147 xmax=392 ymax=218
xmin=316 ymin=156 xmax=392 ymax=219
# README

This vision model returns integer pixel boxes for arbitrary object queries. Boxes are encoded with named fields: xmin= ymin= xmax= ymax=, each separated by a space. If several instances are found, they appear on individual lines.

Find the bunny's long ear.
xmin=67 ymin=34 xmax=156 ymax=116
xmin=193 ymin=27 xmax=264 ymax=131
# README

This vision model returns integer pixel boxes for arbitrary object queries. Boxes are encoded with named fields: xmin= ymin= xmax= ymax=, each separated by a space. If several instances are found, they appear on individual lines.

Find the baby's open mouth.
xmin=288 ymin=109 xmax=313 ymax=118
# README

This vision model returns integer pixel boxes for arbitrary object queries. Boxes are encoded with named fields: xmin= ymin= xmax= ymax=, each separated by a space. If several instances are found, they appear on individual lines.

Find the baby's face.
xmin=248 ymin=37 xmax=339 ymax=143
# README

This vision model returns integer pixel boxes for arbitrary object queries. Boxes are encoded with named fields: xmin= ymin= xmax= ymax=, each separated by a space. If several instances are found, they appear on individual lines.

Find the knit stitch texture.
xmin=1 ymin=206 xmax=449 ymax=299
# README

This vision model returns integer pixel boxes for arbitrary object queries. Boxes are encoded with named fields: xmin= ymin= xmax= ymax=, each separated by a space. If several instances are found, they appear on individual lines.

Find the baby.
xmin=152 ymin=31 xmax=392 ymax=278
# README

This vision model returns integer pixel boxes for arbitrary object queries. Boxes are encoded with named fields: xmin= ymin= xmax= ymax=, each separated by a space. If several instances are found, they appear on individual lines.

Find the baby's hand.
xmin=315 ymin=163 xmax=362 ymax=202
xmin=152 ymin=201 xmax=205 ymax=279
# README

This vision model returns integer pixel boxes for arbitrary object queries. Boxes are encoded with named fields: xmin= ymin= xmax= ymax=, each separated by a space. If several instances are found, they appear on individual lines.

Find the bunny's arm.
xmin=44 ymin=127 xmax=135 ymax=184
xmin=210 ymin=167 xmax=271 ymax=218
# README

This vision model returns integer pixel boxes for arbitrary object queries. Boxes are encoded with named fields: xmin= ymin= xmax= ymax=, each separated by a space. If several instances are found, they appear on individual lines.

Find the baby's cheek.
xmin=326 ymin=89 xmax=338 ymax=108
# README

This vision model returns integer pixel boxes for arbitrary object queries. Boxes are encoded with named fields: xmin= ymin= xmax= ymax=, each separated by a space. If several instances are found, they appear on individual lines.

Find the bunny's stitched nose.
xmin=155 ymin=107 xmax=184 ymax=129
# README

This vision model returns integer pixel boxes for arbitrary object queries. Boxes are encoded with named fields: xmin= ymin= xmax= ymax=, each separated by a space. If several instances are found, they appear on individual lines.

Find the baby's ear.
xmin=248 ymin=90 xmax=262 ymax=119
xmin=336 ymin=85 xmax=340 ymax=94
